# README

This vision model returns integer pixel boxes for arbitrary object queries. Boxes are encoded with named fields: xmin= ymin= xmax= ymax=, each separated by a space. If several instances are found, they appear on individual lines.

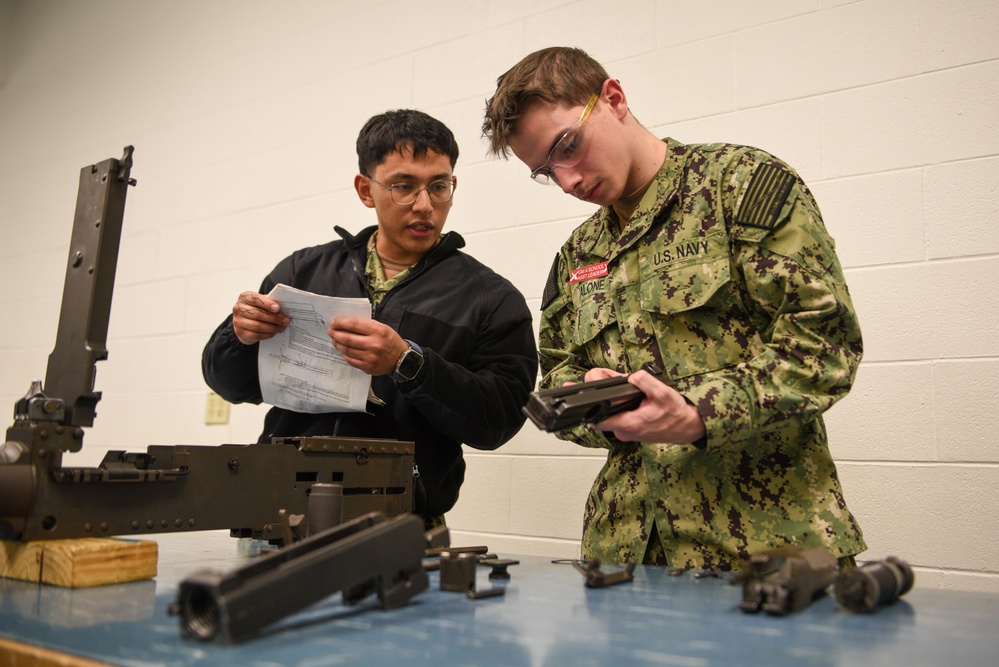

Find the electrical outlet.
xmin=205 ymin=391 xmax=230 ymax=425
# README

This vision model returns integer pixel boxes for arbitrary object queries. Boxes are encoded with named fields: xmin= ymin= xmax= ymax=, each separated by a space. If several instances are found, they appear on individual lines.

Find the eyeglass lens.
xmin=533 ymin=122 xmax=591 ymax=185
xmin=372 ymin=178 xmax=454 ymax=205
xmin=532 ymin=91 xmax=600 ymax=185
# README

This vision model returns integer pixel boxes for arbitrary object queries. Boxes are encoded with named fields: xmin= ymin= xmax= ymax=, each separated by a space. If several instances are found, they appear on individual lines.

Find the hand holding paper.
xmin=258 ymin=284 xmax=372 ymax=413
xmin=329 ymin=317 xmax=410 ymax=377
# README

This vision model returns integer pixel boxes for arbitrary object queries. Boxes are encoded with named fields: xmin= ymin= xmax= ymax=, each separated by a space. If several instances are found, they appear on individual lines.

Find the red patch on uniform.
xmin=569 ymin=261 xmax=609 ymax=284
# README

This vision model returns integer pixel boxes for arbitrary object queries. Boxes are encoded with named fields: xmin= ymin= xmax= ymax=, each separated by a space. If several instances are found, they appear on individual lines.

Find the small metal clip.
xmin=572 ymin=559 xmax=635 ymax=588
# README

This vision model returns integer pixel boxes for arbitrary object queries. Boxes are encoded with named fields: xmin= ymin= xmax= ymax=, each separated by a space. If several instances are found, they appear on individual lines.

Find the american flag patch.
xmin=736 ymin=163 xmax=796 ymax=230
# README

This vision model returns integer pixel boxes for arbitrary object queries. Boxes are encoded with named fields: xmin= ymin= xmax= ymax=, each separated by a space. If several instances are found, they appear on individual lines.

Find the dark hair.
xmin=356 ymin=109 xmax=459 ymax=175
xmin=483 ymin=47 xmax=609 ymax=157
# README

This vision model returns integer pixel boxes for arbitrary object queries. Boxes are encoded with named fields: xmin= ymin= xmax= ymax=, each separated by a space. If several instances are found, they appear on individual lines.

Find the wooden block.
xmin=0 ymin=540 xmax=44 ymax=582
xmin=0 ymin=538 xmax=157 ymax=588
xmin=0 ymin=637 xmax=116 ymax=666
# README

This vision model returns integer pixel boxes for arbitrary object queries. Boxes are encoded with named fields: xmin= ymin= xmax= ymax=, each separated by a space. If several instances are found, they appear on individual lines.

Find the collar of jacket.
xmin=334 ymin=225 xmax=466 ymax=270
xmin=576 ymin=138 xmax=687 ymax=262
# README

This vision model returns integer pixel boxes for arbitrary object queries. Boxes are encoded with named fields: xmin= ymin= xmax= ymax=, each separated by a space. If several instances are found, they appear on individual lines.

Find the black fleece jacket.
xmin=202 ymin=226 xmax=538 ymax=516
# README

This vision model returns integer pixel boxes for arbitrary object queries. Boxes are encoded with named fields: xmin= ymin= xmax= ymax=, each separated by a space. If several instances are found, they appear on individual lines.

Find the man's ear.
xmin=354 ymin=174 xmax=376 ymax=209
xmin=602 ymin=78 xmax=629 ymax=121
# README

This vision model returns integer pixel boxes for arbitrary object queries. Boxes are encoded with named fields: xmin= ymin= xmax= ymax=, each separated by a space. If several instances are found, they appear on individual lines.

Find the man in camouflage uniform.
xmin=482 ymin=46 xmax=866 ymax=570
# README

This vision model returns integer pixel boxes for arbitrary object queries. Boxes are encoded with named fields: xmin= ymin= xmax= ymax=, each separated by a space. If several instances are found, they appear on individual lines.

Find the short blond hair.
xmin=482 ymin=47 xmax=609 ymax=157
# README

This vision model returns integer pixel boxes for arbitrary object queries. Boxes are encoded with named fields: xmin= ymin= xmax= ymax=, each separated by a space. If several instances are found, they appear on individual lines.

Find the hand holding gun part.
xmin=835 ymin=556 xmax=914 ymax=612
xmin=523 ymin=375 xmax=646 ymax=432
xmin=739 ymin=547 xmax=838 ymax=615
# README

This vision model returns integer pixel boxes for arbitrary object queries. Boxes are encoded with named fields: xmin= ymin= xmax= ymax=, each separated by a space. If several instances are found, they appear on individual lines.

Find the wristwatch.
xmin=391 ymin=340 xmax=424 ymax=382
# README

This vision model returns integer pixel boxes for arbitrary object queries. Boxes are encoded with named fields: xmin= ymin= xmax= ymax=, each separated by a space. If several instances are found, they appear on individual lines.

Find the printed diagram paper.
xmin=258 ymin=284 xmax=371 ymax=413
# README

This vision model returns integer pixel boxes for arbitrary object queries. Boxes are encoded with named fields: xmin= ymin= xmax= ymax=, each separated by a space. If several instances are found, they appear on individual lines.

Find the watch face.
xmin=396 ymin=348 xmax=423 ymax=380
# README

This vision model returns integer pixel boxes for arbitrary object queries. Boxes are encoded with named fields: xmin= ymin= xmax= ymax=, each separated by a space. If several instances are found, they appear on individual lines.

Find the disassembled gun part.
xmin=424 ymin=525 xmax=450 ymax=551
xmin=305 ymin=483 xmax=344 ymax=536
xmin=1 ymin=435 xmax=414 ymax=542
xmin=171 ymin=512 xmax=428 ymax=643
xmin=276 ymin=483 xmax=346 ymax=547
xmin=523 ymin=375 xmax=645 ymax=432
xmin=835 ymin=556 xmax=914 ymax=612
xmin=572 ymin=559 xmax=636 ymax=588
xmin=438 ymin=551 xmax=516 ymax=599
xmin=423 ymin=544 xmax=488 ymax=572
xmin=483 ymin=558 xmax=519 ymax=580
xmin=426 ymin=544 xmax=489 ymax=557
xmin=740 ymin=547 xmax=838 ymax=615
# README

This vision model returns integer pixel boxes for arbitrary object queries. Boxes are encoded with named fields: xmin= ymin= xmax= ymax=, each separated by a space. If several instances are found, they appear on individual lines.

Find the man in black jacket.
xmin=202 ymin=109 xmax=538 ymax=526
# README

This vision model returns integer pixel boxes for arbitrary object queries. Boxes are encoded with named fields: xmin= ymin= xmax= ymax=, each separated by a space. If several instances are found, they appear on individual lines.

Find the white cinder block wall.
xmin=1 ymin=0 xmax=996 ymax=591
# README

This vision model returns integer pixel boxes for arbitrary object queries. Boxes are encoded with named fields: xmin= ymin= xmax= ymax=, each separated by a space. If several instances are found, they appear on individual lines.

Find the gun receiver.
xmin=739 ymin=547 xmax=839 ymax=615
xmin=0 ymin=148 xmax=414 ymax=543
xmin=522 ymin=375 xmax=645 ymax=432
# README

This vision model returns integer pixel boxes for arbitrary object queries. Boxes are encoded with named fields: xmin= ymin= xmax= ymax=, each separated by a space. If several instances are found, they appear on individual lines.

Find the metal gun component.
xmin=667 ymin=566 xmax=723 ymax=578
xmin=481 ymin=557 xmax=519 ymax=580
xmin=424 ymin=525 xmax=450 ymax=551
xmin=1 ymin=147 xmax=135 ymax=538
xmin=438 ymin=551 xmax=508 ymax=599
xmin=306 ymin=482 xmax=343 ymax=537
xmin=522 ymin=375 xmax=645 ymax=432
xmin=1 ymin=435 xmax=414 ymax=542
xmin=171 ymin=512 xmax=429 ymax=643
xmin=425 ymin=544 xmax=489 ymax=558
xmin=422 ymin=543 xmax=486 ymax=573
xmin=46 ymin=146 xmax=135 ymax=432
xmin=0 ymin=149 xmax=415 ymax=543
xmin=572 ymin=559 xmax=636 ymax=588
xmin=277 ymin=483 xmax=344 ymax=546
xmin=739 ymin=547 xmax=838 ymax=615
xmin=277 ymin=508 xmax=304 ymax=547
xmin=835 ymin=556 xmax=914 ymax=612
xmin=693 ymin=570 xmax=722 ymax=579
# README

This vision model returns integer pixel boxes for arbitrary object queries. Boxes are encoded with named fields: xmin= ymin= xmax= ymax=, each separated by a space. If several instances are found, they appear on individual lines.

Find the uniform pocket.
xmin=573 ymin=287 xmax=616 ymax=347
xmin=637 ymin=234 xmax=761 ymax=380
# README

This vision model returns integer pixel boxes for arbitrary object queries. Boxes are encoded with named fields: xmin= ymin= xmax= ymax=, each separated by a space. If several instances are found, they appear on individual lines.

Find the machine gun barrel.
xmin=172 ymin=512 xmax=429 ymax=643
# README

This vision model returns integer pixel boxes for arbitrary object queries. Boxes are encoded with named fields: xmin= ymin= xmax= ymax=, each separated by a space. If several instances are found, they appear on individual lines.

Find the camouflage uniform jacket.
xmin=539 ymin=138 xmax=866 ymax=570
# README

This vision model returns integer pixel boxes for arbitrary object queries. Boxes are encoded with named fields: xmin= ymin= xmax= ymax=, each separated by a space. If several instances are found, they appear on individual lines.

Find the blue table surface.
xmin=1 ymin=531 xmax=997 ymax=667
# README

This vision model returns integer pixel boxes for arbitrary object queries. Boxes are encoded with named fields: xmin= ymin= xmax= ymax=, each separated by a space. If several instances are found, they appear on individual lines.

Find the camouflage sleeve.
xmin=538 ymin=251 xmax=619 ymax=450
xmin=678 ymin=152 xmax=863 ymax=451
